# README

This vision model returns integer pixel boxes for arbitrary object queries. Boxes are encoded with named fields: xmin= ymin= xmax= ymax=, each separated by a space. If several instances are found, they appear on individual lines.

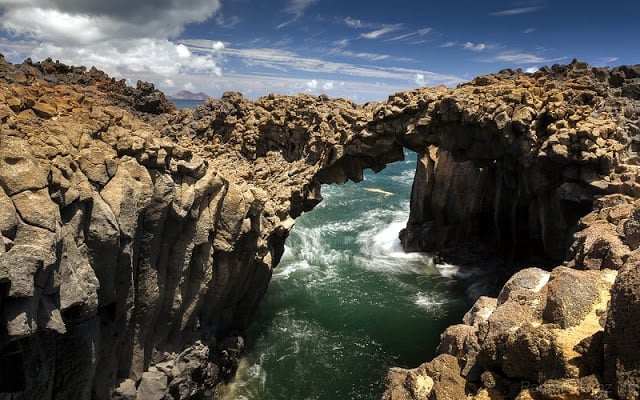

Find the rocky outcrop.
xmin=1 ymin=54 xmax=640 ymax=399
xmin=382 ymin=62 xmax=640 ymax=400
xmin=383 ymin=195 xmax=640 ymax=400
xmin=0 ymin=55 xmax=403 ymax=399
xmin=400 ymin=62 xmax=640 ymax=266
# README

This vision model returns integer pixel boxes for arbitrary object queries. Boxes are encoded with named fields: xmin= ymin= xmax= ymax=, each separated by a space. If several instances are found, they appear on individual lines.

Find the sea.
xmin=174 ymin=100 xmax=484 ymax=400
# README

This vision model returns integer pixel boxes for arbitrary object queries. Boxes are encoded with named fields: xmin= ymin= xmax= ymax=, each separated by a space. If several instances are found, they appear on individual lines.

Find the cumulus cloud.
xmin=361 ymin=24 xmax=403 ymax=39
xmin=306 ymin=79 xmax=318 ymax=89
xmin=212 ymin=41 xmax=225 ymax=51
xmin=28 ymin=38 xmax=224 ymax=78
xmin=0 ymin=0 xmax=222 ymax=42
xmin=463 ymin=42 xmax=486 ymax=52
xmin=322 ymin=81 xmax=334 ymax=90
xmin=525 ymin=66 xmax=539 ymax=73
xmin=0 ymin=0 xmax=226 ymax=87
xmin=415 ymin=73 xmax=425 ymax=86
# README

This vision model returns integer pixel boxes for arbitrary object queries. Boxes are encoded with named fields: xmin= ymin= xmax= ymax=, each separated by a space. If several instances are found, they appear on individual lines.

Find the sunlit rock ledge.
xmin=0 ymin=55 xmax=639 ymax=399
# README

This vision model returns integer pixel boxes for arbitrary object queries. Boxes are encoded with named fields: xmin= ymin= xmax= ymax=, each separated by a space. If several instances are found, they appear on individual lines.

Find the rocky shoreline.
xmin=0 ymin=55 xmax=639 ymax=399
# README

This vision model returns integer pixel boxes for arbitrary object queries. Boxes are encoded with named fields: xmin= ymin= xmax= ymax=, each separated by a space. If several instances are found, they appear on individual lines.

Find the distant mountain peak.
xmin=169 ymin=90 xmax=210 ymax=100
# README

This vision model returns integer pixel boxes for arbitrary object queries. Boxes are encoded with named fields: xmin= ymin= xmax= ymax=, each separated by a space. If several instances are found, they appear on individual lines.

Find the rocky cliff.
xmin=0 ymin=55 xmax=639 ymax=400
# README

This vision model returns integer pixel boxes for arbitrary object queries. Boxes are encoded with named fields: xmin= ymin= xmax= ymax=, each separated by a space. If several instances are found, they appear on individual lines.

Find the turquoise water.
xmin=219 ymin=153 xmax=481 ymax=399
xmin=172 ymin=100 xmax=482 ymax=399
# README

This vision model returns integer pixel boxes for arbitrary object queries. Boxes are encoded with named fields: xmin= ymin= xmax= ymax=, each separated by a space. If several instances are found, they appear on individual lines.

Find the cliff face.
xmin=1 ymin=54 xmax=640 ymax=400
xmin=0 ymin=56 xmax=403 ymax=399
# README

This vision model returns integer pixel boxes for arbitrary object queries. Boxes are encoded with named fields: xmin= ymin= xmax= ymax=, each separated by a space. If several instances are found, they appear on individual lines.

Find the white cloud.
xmin=415 ymin=73 xmax=425 ymax=86
xmin=0 ymin=0 xmax=226 ymax=86
xmin=524 ymin=28 xmax=536 ymax=34
xmin=525 ymin=66 xmax=538 ymax=73
xmin=322 ymin=81 xmax=334 ymax=90
xmin=441 ymin=41 xmax=457 ymax=48
xmin=605 ymin=56 xmax=619 ymax=63
xmin=484 ymin=52 xmax=565 ymax=64
xmin=212 ymin=41 xmax=225 ymax=51
xmin=463 ymin=42 xmax=486 ymax=52
xmin=489 ymin=6 xmax=542 ymax=16
xmin=344 ymin=17 xmax=363 ymax=28
xmin=387 ymin=28 xmax=431 ymax=42
xmin=0 ymin=0 xmax=222 ymax=42
xmin=184 ymin=82 xmax=195 ymax=91
xmin=333 ymin=39 xmax=350 ymax=47
xmin=183 ymin=40 xmax=463 ymax=87
xmin=28 ymin=38 xmax=224 ymax=80
xmin=361 ymin=24 xmax=403 ymax=39
xmin=331 ymin=49 xmax=390 ymax=61
xmin=176 ymin=44 xmax=191 ymax=58
xmin=306 ymin=79 xmax=318 ymax=89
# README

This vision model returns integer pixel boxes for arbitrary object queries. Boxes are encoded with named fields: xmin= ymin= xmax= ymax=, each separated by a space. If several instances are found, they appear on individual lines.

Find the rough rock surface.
xmin=1 ymin=54 xmax=640 ymax=400
xmin=384 ymin=62 xmax=640 ymax=400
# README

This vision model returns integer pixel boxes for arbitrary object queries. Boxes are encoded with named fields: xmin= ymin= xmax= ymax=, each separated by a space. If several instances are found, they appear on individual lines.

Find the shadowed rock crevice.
xmin=1 ymin=54 xmax=640 ymax=400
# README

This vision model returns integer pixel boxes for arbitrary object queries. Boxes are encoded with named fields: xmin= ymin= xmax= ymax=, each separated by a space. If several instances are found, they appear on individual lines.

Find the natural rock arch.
xmin=1 ymin=55 xmax=639 ymax=399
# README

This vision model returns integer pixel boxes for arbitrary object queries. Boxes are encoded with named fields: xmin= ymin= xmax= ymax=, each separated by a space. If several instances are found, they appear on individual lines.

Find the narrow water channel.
xmin=221 ymin=152 xmax=487 ymax=399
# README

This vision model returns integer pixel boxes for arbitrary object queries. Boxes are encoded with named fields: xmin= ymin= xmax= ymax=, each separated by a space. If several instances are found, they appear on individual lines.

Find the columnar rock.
xmin=1 ymin=54 xmax=640 ymax=400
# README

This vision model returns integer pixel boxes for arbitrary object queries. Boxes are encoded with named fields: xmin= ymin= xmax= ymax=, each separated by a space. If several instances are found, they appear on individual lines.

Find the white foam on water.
xmin=414 ymin=292 xmax=448 ymax=312
xmin=354 ymin=206 xmax=434 ymax=275
xmin=396 ymin=168 xmax=416 ymax=185
xmin=435 ymin=263 xmax=460 ymax=278
xmin=217 ymin=356 xmax=266 ymax=400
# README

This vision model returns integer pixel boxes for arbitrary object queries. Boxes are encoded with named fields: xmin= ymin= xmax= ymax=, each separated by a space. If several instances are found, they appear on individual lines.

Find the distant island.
xmin=168 ymin=90 xmax=210 ymax=100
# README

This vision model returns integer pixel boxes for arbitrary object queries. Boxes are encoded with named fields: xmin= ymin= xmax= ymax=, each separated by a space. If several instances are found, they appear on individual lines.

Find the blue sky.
xmin=0 ymin=0 xmax=637 ymax=101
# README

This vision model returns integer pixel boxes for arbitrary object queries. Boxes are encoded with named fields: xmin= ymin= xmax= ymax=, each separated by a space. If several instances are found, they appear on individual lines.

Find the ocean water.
xmin=170 ymin=99 xmax=206 ymax=109
xmin=172 ymin=100 xmax=484 ymax=399
xmin=218 ymin=152 xmax=482 ymax=400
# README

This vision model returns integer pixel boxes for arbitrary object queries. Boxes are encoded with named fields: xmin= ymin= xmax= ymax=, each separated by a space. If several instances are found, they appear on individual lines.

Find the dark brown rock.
xmin=543 ymin=267 xmax=601 ymax=328
xmin=604 ymin=265 xmax=640 ymax=400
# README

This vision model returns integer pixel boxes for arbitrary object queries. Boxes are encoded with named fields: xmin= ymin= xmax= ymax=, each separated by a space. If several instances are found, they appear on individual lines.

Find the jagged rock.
xmin=11 ymin=188 xmax=60 ymax=231
xmin=392 ymin=266 xmax=617 ymax=399
xmin=0 ymin=55 xmax=639 ymax=400
xmin=462 ymin=296 xmax=497 ymax=326
xmin=103 ymin=157 xmax=153 ymax=220
xmin=497 ymin=267 xmax=550 ymax=305
xmin=383 ymin=354 xmax=467 ymax=400
xmin=568 ymin=196 xmax=640 ymax=270
xmin=0 ymin=186 xmax=18 ymax=237
xmin=0 ymin=135 xmax=49 ymax=195
xmin=543 ymin=267 xmax=601 ymax=328
xmin=1 ymin=244 xmax=46 ymax=297
xmin=136 ymin=370 xmax=168 ymax=400
xmin=113 ymin=379 xmax=137 ymax=400
xmin=604 ymin=264 xmax=640 ymax=400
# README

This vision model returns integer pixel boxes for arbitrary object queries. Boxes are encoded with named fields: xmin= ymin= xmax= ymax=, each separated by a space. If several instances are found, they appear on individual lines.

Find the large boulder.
xmin=604 ymin=265 xmax=640 ymax=400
